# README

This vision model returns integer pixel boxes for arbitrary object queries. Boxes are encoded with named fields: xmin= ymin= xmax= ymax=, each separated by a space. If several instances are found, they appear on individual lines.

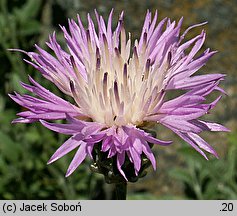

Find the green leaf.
xmin=19 ymin=20 xmax=41 ymax=36
xmin=0 ymin=131 xmax=20 ymax=162
xmin=169 ymin=168 xmax=193 ymax=185
xmin=14 ymin=0 xmax=42 ymax=23
xmin=178 ymin=146 xmax=207 ymax=163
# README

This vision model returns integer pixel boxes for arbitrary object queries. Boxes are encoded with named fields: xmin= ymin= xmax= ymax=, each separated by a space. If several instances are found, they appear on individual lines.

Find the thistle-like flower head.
xmin=10 ymin=10 xmax=229 ymax=180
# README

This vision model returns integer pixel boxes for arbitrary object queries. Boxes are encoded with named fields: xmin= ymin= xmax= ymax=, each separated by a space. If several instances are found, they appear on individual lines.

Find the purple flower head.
xmin=10 ymin=10 xmax=229 ymax=180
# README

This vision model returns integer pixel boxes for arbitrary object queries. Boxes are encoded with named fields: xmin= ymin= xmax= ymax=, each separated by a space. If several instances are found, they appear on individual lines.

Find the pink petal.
xmin=48 ymin=134 xmax=84 ymax=164
xmin=116 ymin=152 xmax=128 ymax=181
xmin=65 ymin=142 xmax=87 ymax=177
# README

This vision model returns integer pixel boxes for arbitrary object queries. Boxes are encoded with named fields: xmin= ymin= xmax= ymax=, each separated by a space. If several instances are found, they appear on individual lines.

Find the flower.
xmin=9 ymin=10 xmax=229 ymax=180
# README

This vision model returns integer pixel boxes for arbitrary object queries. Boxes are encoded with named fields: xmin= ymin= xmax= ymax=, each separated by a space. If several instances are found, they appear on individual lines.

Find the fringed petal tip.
xmin=65 ymin=169 xmax=73 ymax=177
xmin=224 ymin=127 xmax=231 ymax=132
xmin=214 ymin=153 xmax=219 ymax=159
xmin=216 ymin=125 xmax=231 ymax=132
xmin=47 ymin=157 xmax=57 ymax=165
xmin=11 ymin=119 xmax=22 ymax=124
xmin=7 ymin=48 xmax=28 ymax=55
xmin=11 ymin=117 xmax=35 ymax=124
xmin=8 ymin=93 xmax=16 ymax=101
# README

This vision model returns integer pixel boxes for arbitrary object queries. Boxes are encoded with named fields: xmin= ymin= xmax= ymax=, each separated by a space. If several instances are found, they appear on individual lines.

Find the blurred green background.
xmin=0 ymin=0 xmax=236 ymax=199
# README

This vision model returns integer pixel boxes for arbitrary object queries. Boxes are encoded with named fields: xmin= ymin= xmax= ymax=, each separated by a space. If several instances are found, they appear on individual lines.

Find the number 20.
xmin=221 ymin=203 xmax=233 ymax=211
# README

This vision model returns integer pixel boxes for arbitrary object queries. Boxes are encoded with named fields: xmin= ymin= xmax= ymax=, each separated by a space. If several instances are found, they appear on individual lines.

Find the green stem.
xmin=114 ymin=182 xmax=127 ymax=200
